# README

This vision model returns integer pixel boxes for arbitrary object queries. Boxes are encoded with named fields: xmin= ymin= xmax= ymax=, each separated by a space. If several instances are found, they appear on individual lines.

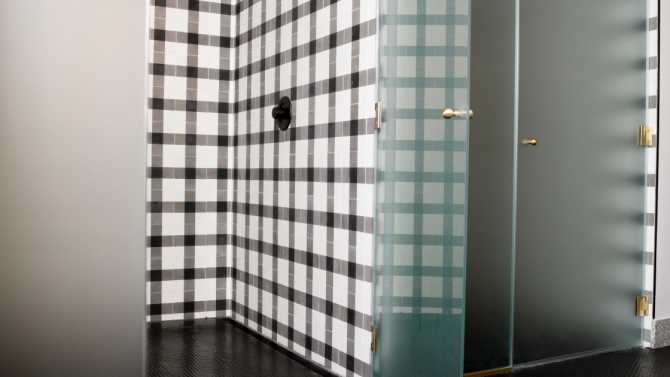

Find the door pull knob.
xmin=442 ymin=108 xmax=474 ymax=120
xmin=521 ymin=138 xmax=538 ymax=146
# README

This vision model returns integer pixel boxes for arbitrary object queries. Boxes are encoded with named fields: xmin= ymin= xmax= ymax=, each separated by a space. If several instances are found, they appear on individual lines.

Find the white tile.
xmin=197 ymin=78 xmax=220 ymax=102
xmin=194 ymin=246 xmax=217 ymax=268
xmin=162 ymin=213 xmax=185 ymax=235
xmin=315 ymin=51 xmax=330 ymax=83
xmin=199 ymin=12 xmax=221 ymax=35
xmin=422 ymin=277 xmax=443 ymax=298
xmin=423 ymin=246 xmax=443 ymax=267
xmin=196 ymin=146 xmax=218 ymax=168
xmin=425 ymin=25 xmax=448 ymax=46
xmin=337 ymin=0 xmax=353 ymax=31
xmin=162 ymin=281 xmax=185 ymax=303
xmin=333 ymin=228 xmax=349 ymax=261
xmin=164 ymin=110 xmax=187 ymax=134
xmin=393 ymin=276 xmax=413 ymax=297
xmin=355 ymin=280 xmax=372 ymax=315
xmin=162 ymin=247 xmax=184 ymax=270
xmin=397 ymin=25 xmax=417 ymax=46
xmin=397 ymin=0 xmax=417 ymax=14
xmin=165 ymin=8 xmax=189 ymax=33
xmin=336 ymin=43 xmax=353 ymax=78
xmin=165 ymin=42 xmax=188 ymax=66
xmin=195 ymin=278 xmax=216 ymax=301
xmin=312 ymin=268 xmax=327 ymax=299
xmin=315 ymin=7 xmax=330 ymax=40
xmin=334 ymin=136 xmax=350 ymax=167
xmin=164 ymin=76 xmax=187 ymax=100
xmin=198 ymin=45 xmax=221 ymax=69
xmin=197 ymin=112 xmax=218 ymax=135
xmin=196 ymin=212 xmax=217 ymax=234
xmin=332 ymin=318 xmax=348 ymax=352
xmin=196 ymin=179 xmax=217 ymax=201
xmin=163 ymin=179 xmax=185 ymax=201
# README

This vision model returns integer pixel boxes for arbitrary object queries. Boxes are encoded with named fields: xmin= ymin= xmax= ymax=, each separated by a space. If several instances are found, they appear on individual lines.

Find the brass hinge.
xmin=371 ymin=325 xmax=379 ymax=352
xmin=375 ymin=101 xmax=383 ymax=131
xmin=636 ymin=294 xmax=650 ymax=317
xmin=638 ymin=125 xmax=654 ymax=147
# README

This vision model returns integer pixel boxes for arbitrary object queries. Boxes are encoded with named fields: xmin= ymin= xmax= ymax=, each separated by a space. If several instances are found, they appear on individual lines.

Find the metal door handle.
xmin=521 ymin=138 xmax=538 ymax=146
xmin=442 ymin=108 xmax=474 ymax=120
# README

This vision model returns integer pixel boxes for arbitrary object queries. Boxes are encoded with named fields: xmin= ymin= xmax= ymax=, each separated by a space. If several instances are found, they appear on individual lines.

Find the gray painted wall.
xmin=656 ymin=1 xmax=670 ymax=321
xmin=0 ymin=2 xmax=146 ymax=376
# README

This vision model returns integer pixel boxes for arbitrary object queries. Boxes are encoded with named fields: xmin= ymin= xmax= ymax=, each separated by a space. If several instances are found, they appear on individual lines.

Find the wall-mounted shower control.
xmin=272 ymin=96 xmax=292 ymax=131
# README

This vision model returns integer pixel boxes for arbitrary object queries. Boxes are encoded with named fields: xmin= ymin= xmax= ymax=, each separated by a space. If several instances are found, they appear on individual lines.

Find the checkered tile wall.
xmin=228 ymin=1 xmax=377 ymax=376
xmin=147 ymin=0 xmax=235 ymax=322
xmin=147 ymin=0 xmax=377 ymax=375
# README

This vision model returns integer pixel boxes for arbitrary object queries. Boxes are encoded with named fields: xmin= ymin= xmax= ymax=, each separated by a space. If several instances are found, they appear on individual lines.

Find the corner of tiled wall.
xmin=643 ymin=0 xmax=659 ymax=348
xmin=147 ymin=0 xmax=377 ymax=375
xmin=147 ymin=0 xmax=236 ymax=322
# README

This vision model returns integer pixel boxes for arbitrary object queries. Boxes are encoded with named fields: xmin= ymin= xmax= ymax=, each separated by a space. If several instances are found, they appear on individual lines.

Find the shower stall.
xmin=145 ymin=0 xmax=653 ymax=376
xmin=374 ymin=0 xmax=651 ymax=376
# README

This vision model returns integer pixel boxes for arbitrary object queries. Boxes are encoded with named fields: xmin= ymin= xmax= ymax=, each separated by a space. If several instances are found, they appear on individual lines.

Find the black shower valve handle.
xmin=272 ymin=96 xmax=292 ymax=131
xmin=272 ymin=106 xmax=289 ymax=120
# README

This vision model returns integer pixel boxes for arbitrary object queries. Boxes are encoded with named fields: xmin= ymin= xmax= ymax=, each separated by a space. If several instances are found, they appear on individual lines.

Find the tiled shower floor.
xmin=146 ymin=319 xmax=330 ymax=377
xmin=147 ymin=319 xmax=670 ymax=377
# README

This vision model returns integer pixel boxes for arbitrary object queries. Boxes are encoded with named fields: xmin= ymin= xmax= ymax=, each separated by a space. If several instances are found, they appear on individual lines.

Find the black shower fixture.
xmin=272 ymin=96 xmax=292 ymax=131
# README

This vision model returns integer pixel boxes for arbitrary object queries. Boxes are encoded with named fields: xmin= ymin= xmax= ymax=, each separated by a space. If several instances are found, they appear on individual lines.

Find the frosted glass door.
xmin=514 ymin=0 xmax=646 ymax=363
xmin=375 ymin=0 xmax=471 ymax=376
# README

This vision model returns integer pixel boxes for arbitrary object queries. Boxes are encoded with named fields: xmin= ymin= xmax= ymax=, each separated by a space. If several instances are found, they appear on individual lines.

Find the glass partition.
xmin=374 ymin=1 xmax=472 ymax=376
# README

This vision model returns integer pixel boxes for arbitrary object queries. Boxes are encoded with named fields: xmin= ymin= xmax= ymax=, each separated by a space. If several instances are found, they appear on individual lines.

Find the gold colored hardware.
xmin=464 ymin=367 xmax=514 ymax=377
xmin=375 ymin=102 xmax=383 ymax=130
xmin=442 ymin=108 xmax=474 ymax=120
xmin=636 ymin=295 xmax=650 ymax=317
xmin=371 ymin=325 xmax=379 ymax=352
xmin=521 ymin=138 xmax=538 ymax=146
xmin=638 ymin=125 xmax=654 ymax=147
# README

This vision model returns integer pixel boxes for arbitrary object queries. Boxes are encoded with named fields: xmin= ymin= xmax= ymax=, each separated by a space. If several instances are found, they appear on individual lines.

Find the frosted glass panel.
xmin=374 ymin=0 xmax=471 ymax=376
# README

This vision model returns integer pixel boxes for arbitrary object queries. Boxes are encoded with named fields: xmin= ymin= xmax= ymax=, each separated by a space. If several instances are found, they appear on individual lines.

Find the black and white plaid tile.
xmin=147 ymin=1 xmax=376 ymax=375
xmin=147 ymin=0 xmax=235 ymax=322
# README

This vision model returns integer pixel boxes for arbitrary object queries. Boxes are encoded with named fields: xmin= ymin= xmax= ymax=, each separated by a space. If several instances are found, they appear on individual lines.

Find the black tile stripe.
xmin=149 ymin=251 xmax=372 ymax=284
xmin=288 ymin=0 xmax=299 ymax=351
xmin=182 ymin=1 xmax=200 ymax=322
xmin=255 ymin=0 xmax=268 ymax=333
xmin=150 ymin=28 xmax=234 ymax=48
xmin=148 ymin=67 xmax=375 ymax=113
xmin=270 ymin=0 xmax=281 ymax=345
xmin=148 ymin=299 xmax=232 ymax=316
xmin=243 ymin=3 xmax=253 ymax=331
xmin=148 ymin=19 xmax=376 ymax=81
xmin=148 ymin=167 xmax=375 ymax=184
xmin=151 ymin=0 xmax=235 ymax=15
xmin=149 ymin=63 xmax=232 ymax=80
xmin=148 ymin=118 xmax=376 ymax=147
xmin=324 ymin=3 xmax=337 ymax=370
xmin=149 ymin=3 xmax=168 ymax=322
xmin=215 ymin=0 xmax=232 ymax=319
xmin=149 ymin=201 xmax=373 ymax=232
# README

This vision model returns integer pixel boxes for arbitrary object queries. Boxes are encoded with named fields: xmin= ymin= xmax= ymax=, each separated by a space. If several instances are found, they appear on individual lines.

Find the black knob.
xmin=272 ymin=96 xmax=292 ymax=131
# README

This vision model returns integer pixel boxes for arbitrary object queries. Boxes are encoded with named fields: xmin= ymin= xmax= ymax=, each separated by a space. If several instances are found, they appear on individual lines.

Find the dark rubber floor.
xmin=147 ymin=320 xmax=670 ymax=377
xmin=508 ymin=346 xmax=670 ymax=377
xmin=147 ymin=319 xmax=328 ymax=377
